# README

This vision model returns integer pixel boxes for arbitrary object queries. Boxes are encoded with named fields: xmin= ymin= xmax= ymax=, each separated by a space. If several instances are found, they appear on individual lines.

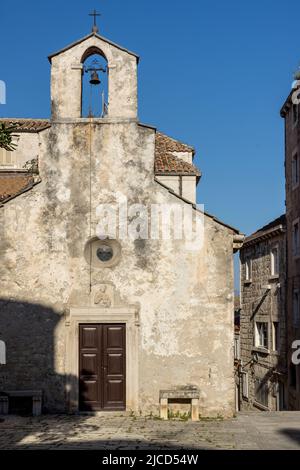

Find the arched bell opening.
xmin=81 ymin=48 xmax=108 ymax=118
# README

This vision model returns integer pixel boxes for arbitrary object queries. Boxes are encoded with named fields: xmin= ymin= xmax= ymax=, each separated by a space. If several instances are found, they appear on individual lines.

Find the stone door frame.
xmin=66 ymin=307 xmax=139 ymax=413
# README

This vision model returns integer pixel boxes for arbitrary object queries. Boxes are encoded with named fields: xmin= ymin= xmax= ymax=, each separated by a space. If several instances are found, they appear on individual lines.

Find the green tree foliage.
xmin=0 ymin=123 xmax=18 ymax=151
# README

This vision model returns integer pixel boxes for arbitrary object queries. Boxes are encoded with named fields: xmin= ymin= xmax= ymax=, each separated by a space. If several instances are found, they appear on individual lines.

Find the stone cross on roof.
xmin=89 ymin=9 xmax=101 ymax=33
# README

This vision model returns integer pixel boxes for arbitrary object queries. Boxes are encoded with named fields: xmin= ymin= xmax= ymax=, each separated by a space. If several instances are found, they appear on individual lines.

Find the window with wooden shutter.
xmin=0 ymin=135 xmax=19 ymax=168
xmin=0 ymin=147 xmax=16 ymax=167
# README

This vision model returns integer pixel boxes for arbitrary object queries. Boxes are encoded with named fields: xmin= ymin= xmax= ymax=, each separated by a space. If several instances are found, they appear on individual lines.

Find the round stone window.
xmin=84 ymin=238 xmax=121 ymax=268
xmin=96 ymin=244 xmax=113 ymax=262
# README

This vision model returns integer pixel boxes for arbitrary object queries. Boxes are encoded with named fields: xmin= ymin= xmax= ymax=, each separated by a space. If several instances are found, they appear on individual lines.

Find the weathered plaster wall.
xmin=182 ymin=176 xmax=196 ymax=203
xmin=155 ymin=175 xmax=196 ymax=203
xmin=155 ymin=175 xmax=180 ymax=195
xmin=13 ymin=133 xmax=40 ymax=168
xmin=172 ymin=151 xmax=193 ymax=165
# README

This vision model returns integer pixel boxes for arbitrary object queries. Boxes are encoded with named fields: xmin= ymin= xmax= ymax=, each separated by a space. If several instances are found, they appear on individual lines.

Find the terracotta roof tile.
xmin=155 ymin=153 xmax=201 ymax=176
xmin=0 ymin=173 xmax=35 ymax=203
xmin=0 ymin=118 xmax=51 ymax=132
xmin=155 ymin=132 xmax=200 ymax=177
xmin=155 ymin=132 xmax=194 ymax=153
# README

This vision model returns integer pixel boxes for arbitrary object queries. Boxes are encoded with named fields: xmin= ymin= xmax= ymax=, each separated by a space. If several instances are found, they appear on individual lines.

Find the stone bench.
xmin=0 ymin=390 xmax=42 ymax=416
xmin=159 ymin=386 xmax=200 ymax=421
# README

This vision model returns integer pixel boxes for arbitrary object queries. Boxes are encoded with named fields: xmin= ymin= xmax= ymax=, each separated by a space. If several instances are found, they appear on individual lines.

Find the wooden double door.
xmin=79 ymin=324 xmax=126 ymax=411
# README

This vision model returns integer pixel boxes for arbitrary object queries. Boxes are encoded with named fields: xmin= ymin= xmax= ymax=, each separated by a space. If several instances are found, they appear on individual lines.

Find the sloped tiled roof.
xmin=244 ymin=214 xmax=286 ymax=246
xmin=252 ymin=214 xmax=286 ymax=234
xmin=0 ymin=118 xmax=51 ymax=133
xmin=0 ymin=173 xmax=35 ymax=203
xmin=155 ymin=132 xmax=194 ymax=154
xmin=155 ymin=132 xmax=200 ymax=177
xmin=155 ymin=152 xmax=201 ymax=176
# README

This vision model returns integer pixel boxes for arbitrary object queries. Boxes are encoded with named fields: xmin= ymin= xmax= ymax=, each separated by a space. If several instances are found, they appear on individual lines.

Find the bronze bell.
xmin=90 ymin=71 xmax=101 ymax=85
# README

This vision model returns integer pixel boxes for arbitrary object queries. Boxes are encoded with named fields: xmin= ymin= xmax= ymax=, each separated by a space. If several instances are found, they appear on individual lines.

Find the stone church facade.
xmin=0 ymin=29 xmax=242 ymax=416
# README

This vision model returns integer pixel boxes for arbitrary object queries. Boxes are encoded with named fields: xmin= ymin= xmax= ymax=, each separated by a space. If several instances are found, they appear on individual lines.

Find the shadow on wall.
xmin=0 ymin=298 xmax=97 ymax=415
xmin=0 ymin=299 xmax=148 ymax=450
xmin=279 ymin=428 xmax=300 ymax=446
xmin=0 ymin=299 xmax=68 ymax=413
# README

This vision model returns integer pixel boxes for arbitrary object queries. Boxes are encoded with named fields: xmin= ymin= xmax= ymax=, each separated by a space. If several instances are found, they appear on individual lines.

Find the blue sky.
xmin=0 ymin=1 xmax=298 ymax=240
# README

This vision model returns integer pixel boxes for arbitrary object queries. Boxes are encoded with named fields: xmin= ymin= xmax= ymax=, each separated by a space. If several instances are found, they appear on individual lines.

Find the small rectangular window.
xmin=234 ymin=335 xmax=240 ymax=360
xmin=292 ymin=153 xmax=299 ymax=187
xmin=255 ymin=378 xmax=269 ymax=407
xmin=270 ymin=245 xmax=279 ymax=276
xmin=0 ymin=147 xmax=16 ymax=168
xmin=242 ymin=372 xmax=249 ymax=399
xmin=255 ymin=322 xmax=268 ymax=349
xmin=293 ymin=289 xmax=300 ymax=327
xmin=272 ymin=322 xmax=279 ymax=351
xmin=293 ymin=221 xmax=300 ymax=257
xmin=0 ymin=135 xmax=19 ymax=168
xmin=245 ymin=257 xmax=252 ymax=281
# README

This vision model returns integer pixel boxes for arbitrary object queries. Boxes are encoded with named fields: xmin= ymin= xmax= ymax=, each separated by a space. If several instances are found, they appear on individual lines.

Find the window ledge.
xmin=253 ymin=401 xmax=269 ymax=411
xmin=269 ymin=275 xmax=279 ymax=281
xmin=244 ymin=280 xmax=252 ymax=285
xmin=252 ymin=346 xmax=270 ymax=355
xmin=0 ymin=168 xmax=28 ymax=173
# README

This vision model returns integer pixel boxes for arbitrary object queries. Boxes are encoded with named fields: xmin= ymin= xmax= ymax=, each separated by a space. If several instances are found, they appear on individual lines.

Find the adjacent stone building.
xmin=239 ymin=216 xmax=287 ymax=410
xmin=0 ymin=27 xmax=242 ymax=416
xmin=234 ymin=296 xmax=241 ymax=411
xmin=281 ymin=78 xmax=300 ymax=409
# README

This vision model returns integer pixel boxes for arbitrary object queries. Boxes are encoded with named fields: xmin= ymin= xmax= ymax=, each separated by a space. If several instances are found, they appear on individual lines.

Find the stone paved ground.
xmin=0 ymin=411 xmax=299 ymax=450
